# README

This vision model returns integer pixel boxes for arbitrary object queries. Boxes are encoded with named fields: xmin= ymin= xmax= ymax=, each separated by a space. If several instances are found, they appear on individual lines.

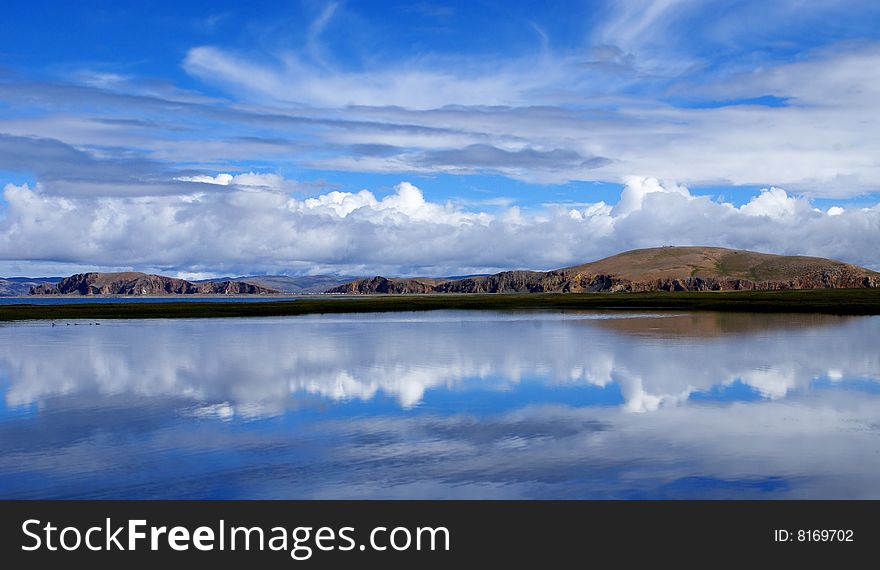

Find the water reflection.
xmin=1 ymin=311 xmax=879 ymax=498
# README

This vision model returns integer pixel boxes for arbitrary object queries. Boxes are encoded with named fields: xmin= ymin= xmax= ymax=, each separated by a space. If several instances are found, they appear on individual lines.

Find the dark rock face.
xmin=28 ymin=283 xmax=60 ymax=295
xmin=47 ymin=273 xmax=197 ymax=295
xmin=29 ymin=272 xmax=279 ymax=295
xmin=198 ymin=280 xmax=276 ymax=294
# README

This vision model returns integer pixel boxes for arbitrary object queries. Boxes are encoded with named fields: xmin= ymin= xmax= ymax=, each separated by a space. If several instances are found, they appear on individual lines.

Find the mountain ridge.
xmin=29 ymin=272 xmax=280 ymax=296
xmin=327 ymin=247 xmax=880 ymax=294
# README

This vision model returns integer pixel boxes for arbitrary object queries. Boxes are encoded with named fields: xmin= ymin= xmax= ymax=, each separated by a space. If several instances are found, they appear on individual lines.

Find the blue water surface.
xmin=1 ymin=311 xmax=878 ymax=499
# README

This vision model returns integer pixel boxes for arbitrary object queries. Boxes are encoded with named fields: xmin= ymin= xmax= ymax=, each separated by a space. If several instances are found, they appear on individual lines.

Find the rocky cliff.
xmin=326 ymin=247 xmax=880 ymax=294
xmin=29 ymin=272 xmax=279 ymax=295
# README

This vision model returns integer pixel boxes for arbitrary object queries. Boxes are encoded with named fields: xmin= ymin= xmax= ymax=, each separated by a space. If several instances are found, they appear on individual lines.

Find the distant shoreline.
xmin=2 ymin=289 xmax=880 ymax=320
xmin=1 ymin=293 xmax=300 ymax=299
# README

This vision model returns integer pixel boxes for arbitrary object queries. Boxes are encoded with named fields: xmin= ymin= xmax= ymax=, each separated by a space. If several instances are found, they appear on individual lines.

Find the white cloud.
xmin=303 ymin=189 xmax=378 ymax=217
xmin=739 ymin=187 xmax=806 ymax=218
xmin=2 ymin=176 xmax=880 ymax=275
xmin=176 ymin=173 xmax=234 ymax=185
xmin=612 ymin=176 xmax=691 ymax=216
xmin=175 ymin=171 xmax=297 ymax=192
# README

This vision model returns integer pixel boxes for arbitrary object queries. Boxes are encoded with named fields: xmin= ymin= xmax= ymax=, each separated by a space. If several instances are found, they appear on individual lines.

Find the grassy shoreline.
xmin=2 ymin=289 xmax=880 ymax=320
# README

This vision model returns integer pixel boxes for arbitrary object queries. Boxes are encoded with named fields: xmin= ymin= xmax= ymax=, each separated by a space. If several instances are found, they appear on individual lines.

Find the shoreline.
xmin=1 ymin=289 xmax=880 ymax=320
xmin=0 ymin=293 xmax=300 ymax=299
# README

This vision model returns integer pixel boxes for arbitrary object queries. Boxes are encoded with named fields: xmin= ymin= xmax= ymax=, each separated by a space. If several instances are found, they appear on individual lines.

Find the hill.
xmin=327 ymin=247 xmax=880 ymax=294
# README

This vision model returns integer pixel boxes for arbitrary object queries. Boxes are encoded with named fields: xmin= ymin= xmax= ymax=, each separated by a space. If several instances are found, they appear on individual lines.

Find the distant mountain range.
xmin=0 ymin=277 xmax=62 ymax=296
xmin=195 ymin=275 xmax=360 ymax=294
xmin=327 ymin=247 xmax=880 ymax=294
xmin=17 ymin=273 xmax=363 ymax=296
xmin=28 ymin=272 xmax=281 ymax=296
xmin=16 ymin=247 xmax=880 ymax=297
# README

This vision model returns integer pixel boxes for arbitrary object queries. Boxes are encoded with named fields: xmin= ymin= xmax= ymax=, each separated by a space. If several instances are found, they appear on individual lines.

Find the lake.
xmin=1 ymin=310 xmax=879 ymax=499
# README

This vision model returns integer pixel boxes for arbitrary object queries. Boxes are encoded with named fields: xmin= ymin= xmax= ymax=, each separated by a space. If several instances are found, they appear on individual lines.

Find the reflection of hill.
xmin=588 ymin=312 xmax=853 ymax=339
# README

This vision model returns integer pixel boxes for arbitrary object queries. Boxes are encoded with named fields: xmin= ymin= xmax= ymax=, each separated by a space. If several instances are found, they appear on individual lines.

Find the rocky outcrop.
xmin=326 ymin=247 xmax=880 ymax=294
xmin=197 ymin=280 xmax=278 ymax=294
xmin=29 ymin=272 xmax=279 ymax=296
xmin=27 ymin=283 xmax=61 ymax=295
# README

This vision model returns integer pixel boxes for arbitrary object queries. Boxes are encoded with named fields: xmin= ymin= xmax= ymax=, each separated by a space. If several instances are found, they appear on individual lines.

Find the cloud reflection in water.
xmin=0 ymin=311 xmax=878 ymax=498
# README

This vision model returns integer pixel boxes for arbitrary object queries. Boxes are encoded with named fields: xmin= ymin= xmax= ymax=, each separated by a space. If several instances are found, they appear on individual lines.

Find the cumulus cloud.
xmin=612 ymin=176 xmax=691 ymax=216
xmin=1 ymin=176 xmax=879 ymax=275
xmin=738 ymin=187 xmax=809 ymax=218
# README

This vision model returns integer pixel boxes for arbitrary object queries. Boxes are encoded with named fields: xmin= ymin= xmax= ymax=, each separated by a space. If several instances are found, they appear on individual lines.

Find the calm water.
xmin=1 ymin=310 xmax=879 ymax=499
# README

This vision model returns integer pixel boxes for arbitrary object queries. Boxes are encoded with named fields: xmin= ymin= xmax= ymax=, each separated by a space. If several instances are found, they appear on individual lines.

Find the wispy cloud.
xmin=177 ymin=30 xmax=880 ymax=194
xmin=304 ymin=1 xmax=340 ymax=67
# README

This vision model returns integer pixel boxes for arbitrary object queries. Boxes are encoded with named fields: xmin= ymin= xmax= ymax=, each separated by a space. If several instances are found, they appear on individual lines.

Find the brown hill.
xmin=29 ymin=272 xmax=280 ymax=295
xmin=326 ymin=247 xmax=880 ymax=294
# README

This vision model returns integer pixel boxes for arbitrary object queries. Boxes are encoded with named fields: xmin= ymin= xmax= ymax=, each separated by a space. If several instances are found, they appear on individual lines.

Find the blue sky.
xmin=1 ymin=0 xmax=879 ymax=276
